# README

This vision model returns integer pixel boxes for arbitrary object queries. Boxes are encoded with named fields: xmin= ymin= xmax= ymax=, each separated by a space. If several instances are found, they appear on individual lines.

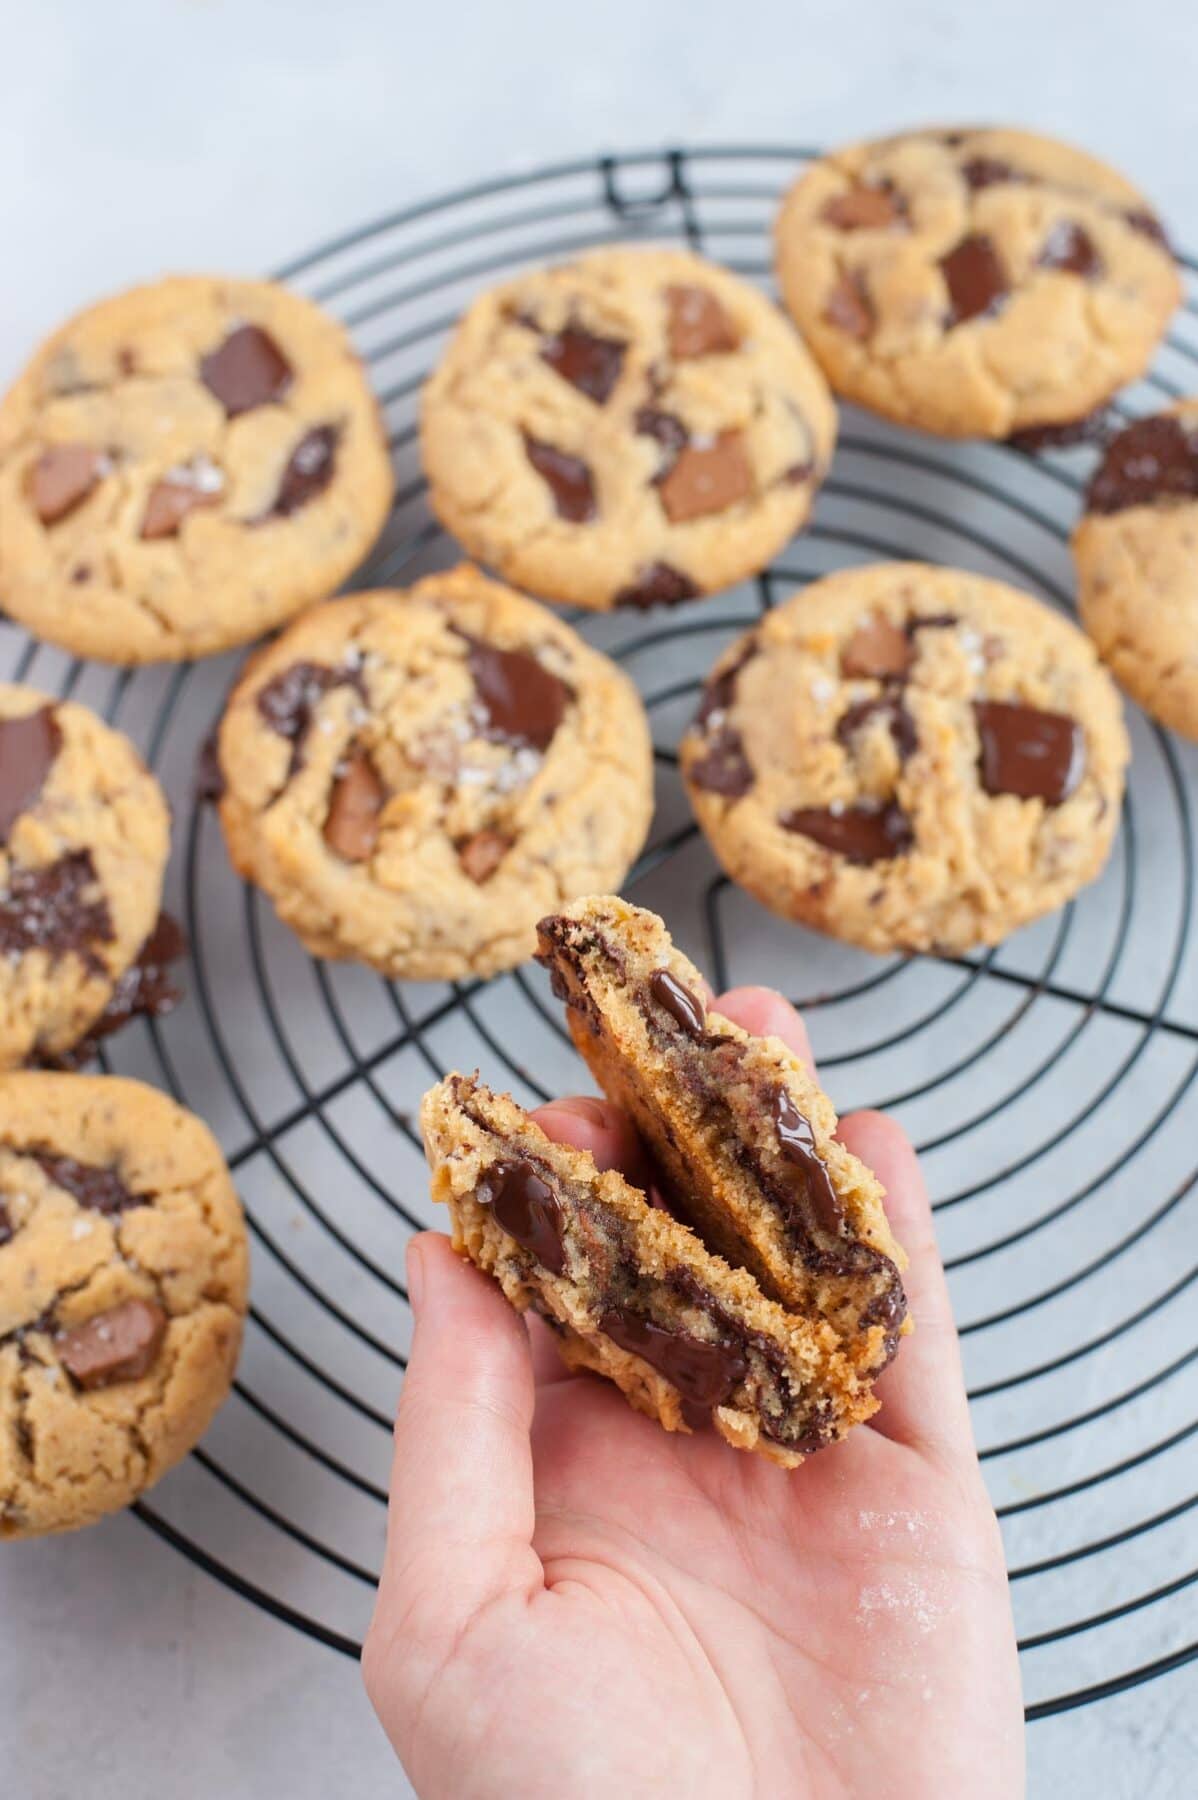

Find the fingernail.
xmin=406 ymin=1237 xmax=425 ymax=1312
xmin=546 ymin=1096 xmax=608 ymax=1124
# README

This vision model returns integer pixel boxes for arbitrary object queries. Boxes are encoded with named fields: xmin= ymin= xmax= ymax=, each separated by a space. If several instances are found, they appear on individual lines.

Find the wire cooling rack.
xmin=6 ymin=146 xmax=1196 ymax=1722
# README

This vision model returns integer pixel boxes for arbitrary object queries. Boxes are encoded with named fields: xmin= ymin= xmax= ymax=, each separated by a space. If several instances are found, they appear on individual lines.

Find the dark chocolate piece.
xmin=0 ymin=1199 xmax=12 ymax=1246
xmin=462 ymin=636 xmax=571 ymax=753
xmin=1084 ymin=414 xmax=1198 ymax=515
xmin=634 ymin=405 xmax=690 ymax=475
xmin=959 ymin=155 xmax=1024 ymax=191
xmin=523 ymin=434 xmax=597 ymax=522
xmin=1124 ymin=208 xmax=1171 ymax=251
xmin=199 ymin=324 xmax=292 ymax=416
xmin=0 ymin=851 xmax=114 ymax=972
xmin=613 ymin=561 xmax=699 ymax=610
xmin=268 ymin=425 xmax=339 ymax=518
xmin=689 ymin=728 xmax=753 ymax=797
xmin=940 ymin=234 xmax=1007 ymax=327
xmin=477 ymin=1158 xmax=567 ymax=1275
xmin=835 ymin=694 xmax=917 ymax=762
xmin=140 ymin=463 xmax=224 ymax=540
xmin=69 ymin=913 xmax=187 ymax=1056
xmin=773 ymin=1090 xmax=844 ymax=1235
xmin=599 ymin=1307 xmax=747 ymax=1429
xmin=540 ymin=325 xmax=626 ymax=404
xmin=195 ymin=732 xmax=225 ymax=802
xmin=0 ymin=707 xmax=62 ymax=841
xmin=256 ymin=661 xmax=364 ymax=772
xmin=974 ymin=700 xmax=1084 ymax=803
xmin=780 ymin=801 xmax=913 ymax=864
xmin=34 ymin=1152 xmax=142 ymax=1215
xmin=1007 ymin=408 xmax=1112 ymax=453
xmin=56 ymin=1298 xmax=166 ymax=1390
xmin=1037 ymin=220 xmax=1102 ymax=279
xmin=648 ymin=969 xmax=706 ymax=1039
xmin=664 ymin=285 xmax=739 ymax=359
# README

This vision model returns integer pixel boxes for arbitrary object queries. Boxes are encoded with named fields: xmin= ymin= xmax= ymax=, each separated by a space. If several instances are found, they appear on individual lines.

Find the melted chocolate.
xmin=835 ymin=694 xmax=917 ymax=762
xmin=1037 ymin=220 xmax=1102 ymax=278
xmin=940 ymin=234 xmax=1007 ymax=327
xmin=0 ymin=851 xmax=114 ymax=971
xmin=477 ymin=1159 xmax=567 ymax=1275
xmin=780 ymin=802 xmax=913 ymax=865
xmin=634 ymin=405 xmax=689 ymax=475
xmin=1007 ymin=409 xmax=1112 ymax=453
xmin=256 ymin=661 xmax=364 ymax=770
xmin=695 ymin=642 xmax=757 ymax=729
xmin=1084 ymin=414 xmax=1198 ymax=515
xmin=0 ymin=707 xmax=62 ymax=841
xmin=523 ymin=434 xmax=597 ymax=522
xmin=648 ymin=969 xmax=707 ymax=1039
xmin=960 ymin=155 xmax=1023 ymax=191
xmin=689 ymin=728 xmax=753 ymax=797
xmin=599 ymin=1307 xmax=746 ymax=1428
xmin=773 ymin=1090 xmax=844 ymax=1235
xmin=34 ymin=1152 xmax=142 ymax=1214
xmin=268 ymin=425 xmax=339 ymax=517
xmin=462 ymin=636 xmax=571 ymax=753
xmin=613 ymin=561 xmax=699 ymax=610
xmin=199 ymin=324 xmax=293 ymax=416
xmin=540 ymin=325 xmax=626 ymax=403
xmin=974 ymin=700 xmax=1084 ymax=804
xmin=69 ymin=913 xmax=187 ymax=1056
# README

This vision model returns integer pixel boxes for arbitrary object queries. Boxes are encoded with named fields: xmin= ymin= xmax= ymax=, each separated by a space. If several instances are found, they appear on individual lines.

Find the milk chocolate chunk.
xmin=821 ymin=183 xmax=907 ymax=230
xmin=0 ymin=851 xmax=114 ymax=969
xmin=324 ymin=749 xmax=386 ymax=862
xmin=1084 ymin=414 xmax=1198 ymax=515
xmin=464 ymin=637 xmax=571 ymax=752
xmin=836 ymin=694 xmax=917 ymax=762
xmin=200 ymin=324 xmax=292 ymax=416
xmin=140 ymin=457 xmax=225 ymax=540
xmin=1037 ymin=220 xmax=1103 ymax=279
xmin=599 ymin=1307 xmax=746 ymax=1428
xmin=29 ymin=445 xmax=107 ymax=525
xmin=689 ymin=728 xmax=753 ymax=797
xmin=974 ymin=700 xmax=1084 ymax=803
xmin=648 ymin=968 xmax=706 ymax=1039
xmin=841 ymin=616 xmax=913 ymax=681
xmin=613 ymin=561 xmax=699 ymax=610
xmin=269 ymin=425 xmax=339 ymax=518
xmin=940 ymin=234 xmax=1007 ymax=327
xmin=781 ymin=801 xmax=913 ymax=864
xmin=0 ymin=708 xmax=62 ymax=841
xmin=56 ymin=1298 xmax=167 ymax=1390
xmin=523 ymin=434 xmax=597 ymax=522
xmin=773 ymin=1090 xmax=844 ymax=1235
xmin=658 ymin=432 xmax=753 ymax=523
xmin=540 ymin=324 xmax=626 ymax=403
xmin=34 ymin=1152 xmax=141 ymax=1214
xmin=824 ymin=272 xmax=873 ymax=338
xmin=457 ymin=829 xmax=512 ymax=884
xmin=664 ymin=285 xmax=739 ymax=359
xmin=477 ymin=1158 xmax=567 ymax=1275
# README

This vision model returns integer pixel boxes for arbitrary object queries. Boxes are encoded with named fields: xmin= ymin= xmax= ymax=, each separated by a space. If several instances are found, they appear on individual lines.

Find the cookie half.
xmin=0 ymin=1073 xmax=249 ymax=1537
xmin=536 ymin=895 xmax=907 ymax=1381
xmin=1073 ymin=402 xmax=1198 ymax=740
xmin=680 ymin=564 xmax=1129 ymax=954
xmin=775 ymin=126 xmax=1179 ymax=439
xmin=421 ymin=245 xmax=836 ymax=610
xmin=217 ymin=565 xmax=654 ymax=980
xmin=0 ymin=685 xmax=173 ymax=1067
xmin=422 ymin=1072 xmax=886 ymax=1466
xmin=0 ymin=275 xmax=393 ymax=662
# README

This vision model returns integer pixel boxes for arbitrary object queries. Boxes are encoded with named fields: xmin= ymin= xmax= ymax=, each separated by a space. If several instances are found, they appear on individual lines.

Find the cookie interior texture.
xmin=422 ymin=1074 xmax=882 ymax=1467
xmin=535 ymin=896 xmax=907 ymax=1386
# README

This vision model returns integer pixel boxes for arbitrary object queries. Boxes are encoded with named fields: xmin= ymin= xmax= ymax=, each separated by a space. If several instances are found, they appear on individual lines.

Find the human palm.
xmin=363 ymin=991 xmax=1025 ymax=1799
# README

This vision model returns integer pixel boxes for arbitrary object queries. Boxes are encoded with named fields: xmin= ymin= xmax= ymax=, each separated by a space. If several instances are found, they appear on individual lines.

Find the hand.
xmin=363 ymin=989 xmax=1025 ymax=1799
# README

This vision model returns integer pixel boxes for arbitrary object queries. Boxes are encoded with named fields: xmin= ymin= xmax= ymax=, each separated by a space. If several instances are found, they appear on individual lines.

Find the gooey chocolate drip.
xmin=0 ymin=707 xmax=62 ymax=841
xmin=476 ymin=1158 xmax=567 ymax=1276
xmin=599 ymin=1307 xmax=747 ymax=1431
xmin=0 ymin=851 xmax=114 ymax=972
xmin=648 ymin=968 xmax=707 ymax=1039
xmin=773 ymin=1091 xmax=844 ymax=1236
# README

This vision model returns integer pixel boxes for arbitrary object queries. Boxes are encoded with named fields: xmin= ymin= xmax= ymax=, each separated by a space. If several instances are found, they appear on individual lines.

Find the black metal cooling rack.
xmin=6 ymin=146 xmax=1197 ymax=1723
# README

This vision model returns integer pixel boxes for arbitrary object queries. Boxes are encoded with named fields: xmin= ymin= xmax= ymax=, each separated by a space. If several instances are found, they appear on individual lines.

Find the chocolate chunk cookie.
xmin=217 ymin=565 xmax=654 ymax=979
xmin=680 ymin=564 xmax=1128 ymax=953
xmin=0 ymin=276 xmax=393 ymax=662
xmin=0 ymin=685 xmax=173 ymax=1067
xmin=1073 ymin=401 xmax=1198 ymax=739
xmin=0 ymin=1073 xmax=248 ymax=1536
xmin=420 ymin=246 xmax=836 ymax=610
xmin=775 ymin=127 xmax=1180 ymax=438
xmin=423 ymin=1061 xmax=901 ymax=1467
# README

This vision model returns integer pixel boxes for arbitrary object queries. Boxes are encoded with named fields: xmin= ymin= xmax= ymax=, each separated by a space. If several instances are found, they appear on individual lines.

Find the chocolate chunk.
xmin=523 ymin=434 xmax=597 ymax=522
xmin=1124 ymin=208 xmax=1171 ymax=251
xmin=664 ymin=284 xmax=740 ymax=359
xmin=780 ymin=801 xmax=913 ymax=864
xmin=974 ymin=700 xmax=1084 ymax=803
xmin=695 ymin=641 xmax=757 ymax=729
xmin=56 ymin=1298 xmax=166 ymax=1390
xmin=658 ymin=432 xmax=753 ymax=524
xmin=199 ymin=324 xmax=292 ymax=416
xmin=1084 ymin=414 xmax=1198 ymax=515
xmin=1037 ymin=220 xmax=1103 ymax=279
xmin=773 ymin=1089 xmax=844 ymax=1235
xmin=463 ymin=636 xmax=571 ymax=753
xmin=71 ymin=913 xmax=187 ymax=1055
xmin=34 ymin=1152 xmax=142 ymax=1214
xmin=960 ymin=156 xmax=1023 ymax=191
xmin=940 ymin=234 xmax=1007 ymax=327
xmin=256 ymin=661 xmax=364 ymax=768
xmin=841 ymin=616 xmax=913 ymax=681
xmin=540 ymin=324 xmax=626 ymax=403
xmin=613 ymin=561 xmax=699 ymax=610
xmin=0 ymin=851 xmax=114 ymax=971
xmin=824 ymin=272 xmax=873 ymax=338
xmin=908 ymin=613 xmax=960 ymax=635
xmin=689 ymin=727 xmax=753 ymax=798
xmin=324 ymin=750 xmax=386 ymax=862
xmin=634 ymin=406 xmax=690 ymax=482
xmin=821 ymin=183 xmax=907 ymax=230
xmin=782 ymin=459 xmax=815 ymax=486
xmin=836 ymin=694 xmax=917 ymax=762
xmin=140 ymin=458 xmax=224 ymax=540
xmin=29 ymin=445 xmax=108 ymax=525
xmin=0 ymin=1200 xmax=12 ymax=1246
xmin=0 ymin=707 xmax=62 ymax=841
xmin=648 ymin=968 xmax=706 ymax=1039
xmin=599 ymin=1307 xmax=746 ymax=1428
xmin=195 ymin=732 xmax=225 ymax=802
xmin=267 ymin=425 xmax=339 ymax=518
xmin=1007 ymin=408 xmax=1112 ymax=453
xmin=476 ymin=1158 xmax=567 ymax=1275
xmin=457 ymin=829 xmax=512 ymax=884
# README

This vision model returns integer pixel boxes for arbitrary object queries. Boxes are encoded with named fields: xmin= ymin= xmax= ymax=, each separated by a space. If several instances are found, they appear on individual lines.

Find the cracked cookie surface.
xmin=0 ymin=1073 xmax=248 ymax=1537
xmin=0 ymin=276 xmax=393 ymax=662
xmin=0 ymin=685 xmax=171 ymax=1067
xmin=680 ymin=563 xmax=1128 ymax=953
xmin=1073 ymin=401 xmax=1198 ymax=739
xmin=420 ymin=246 xmax=836 ymax=609
xmin=775 ymin=126 xmax=1179 ymax=439
xmin=217 ymin=565 xmax=654 ymax=979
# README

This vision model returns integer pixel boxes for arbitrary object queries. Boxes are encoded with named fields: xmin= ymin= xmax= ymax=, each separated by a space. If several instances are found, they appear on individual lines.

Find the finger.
xmin=533 ymin=1094 xmax=653 ymax=1189
xmin=838 ymin=1111 xmax=975 ymax=1467
xmin=526 ymin=1310 xmax=577 ymax=1385
xmin=372 ymin=1233 xmax=542 ymax=1648
xmin=715 ymin=985 xmax=816 ymax=1073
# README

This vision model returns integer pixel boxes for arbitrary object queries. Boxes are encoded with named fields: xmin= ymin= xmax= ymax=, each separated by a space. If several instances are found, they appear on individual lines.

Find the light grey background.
xmin=3 ymin=3 xmax=1198 ymax=1796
